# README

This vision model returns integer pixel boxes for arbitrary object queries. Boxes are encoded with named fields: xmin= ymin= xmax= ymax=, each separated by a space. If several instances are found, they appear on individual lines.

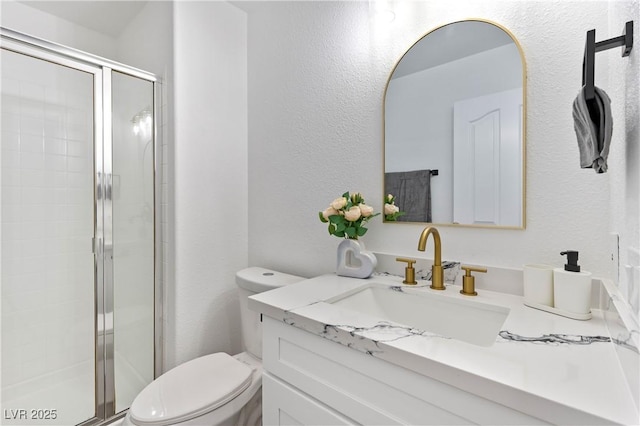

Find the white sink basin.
xmin=329 ymin=285 xmax=509 ymax=347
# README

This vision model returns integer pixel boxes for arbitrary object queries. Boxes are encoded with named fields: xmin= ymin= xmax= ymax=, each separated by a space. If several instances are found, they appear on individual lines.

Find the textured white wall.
xmin=172 ymin=1 xmax=248 ymax=368
xmin=606 ymin=4 xmax=640 ymax=315
xmin=246 ymin=1 xmax=629 ymax=283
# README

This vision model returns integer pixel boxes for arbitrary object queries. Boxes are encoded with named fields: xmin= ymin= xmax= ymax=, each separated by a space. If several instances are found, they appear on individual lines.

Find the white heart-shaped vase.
xmin=336 ymin=239 xmax=377 ymax=279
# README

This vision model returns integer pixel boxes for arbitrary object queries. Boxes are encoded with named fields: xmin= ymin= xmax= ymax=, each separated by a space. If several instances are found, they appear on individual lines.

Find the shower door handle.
xmin=97 ymin=172 xmax=102 ymax=199
xmin=96 ymin=172 xmax=113 ymax=201
xmin=105 ymin=173 xmax=112 ymax=201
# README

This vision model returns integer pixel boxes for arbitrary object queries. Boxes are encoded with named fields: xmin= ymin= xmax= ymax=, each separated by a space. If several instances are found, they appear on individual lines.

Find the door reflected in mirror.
xmin=384 ymin=20 xmax=526 ymax=228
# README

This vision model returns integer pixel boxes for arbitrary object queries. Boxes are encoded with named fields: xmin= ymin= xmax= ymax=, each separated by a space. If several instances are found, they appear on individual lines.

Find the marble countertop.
xmin=249 ymin=273 xmax=639 ymax=425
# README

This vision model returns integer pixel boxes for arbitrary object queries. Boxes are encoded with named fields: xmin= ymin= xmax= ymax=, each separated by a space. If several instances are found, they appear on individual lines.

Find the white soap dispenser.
xmin=553 ymin=250 xmax=592 ymax=316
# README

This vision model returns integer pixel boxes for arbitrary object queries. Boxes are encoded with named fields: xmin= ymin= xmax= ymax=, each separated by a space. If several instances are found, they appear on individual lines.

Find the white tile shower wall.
xmin=1 ymin=51 xmax=95 ymax=401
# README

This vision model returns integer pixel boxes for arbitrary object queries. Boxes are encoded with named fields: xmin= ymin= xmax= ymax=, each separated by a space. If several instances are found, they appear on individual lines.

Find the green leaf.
xmin=328 ymin=224 xmax=336 ymax=235
xmin=335 ymin=230 xmax=345 ymax=238
xmin=336 ymin=222 xmax=346 ymax=232
xmin=318 ymin=211 xmax=328 ymax=223
xmin=328 ymin=215 xmax=342 ymax=224
xmin=357 ymin=227 xmax=367 ymax=236
xmin=345 ymin=227 xmax=356 ymax=238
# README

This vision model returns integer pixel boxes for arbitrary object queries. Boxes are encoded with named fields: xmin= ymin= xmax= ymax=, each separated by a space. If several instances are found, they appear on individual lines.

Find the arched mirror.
xmin=384 ymin=19 xmax=526 ymax=228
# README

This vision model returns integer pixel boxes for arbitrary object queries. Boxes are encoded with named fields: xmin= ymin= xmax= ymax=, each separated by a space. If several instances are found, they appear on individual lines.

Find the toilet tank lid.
xmin=236 ymin=267 xmax=304 ymax=293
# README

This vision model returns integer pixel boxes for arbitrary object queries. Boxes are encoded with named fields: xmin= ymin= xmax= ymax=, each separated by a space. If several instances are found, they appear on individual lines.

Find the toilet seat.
xmin=129 ymin=353 xmax=253 ymax=426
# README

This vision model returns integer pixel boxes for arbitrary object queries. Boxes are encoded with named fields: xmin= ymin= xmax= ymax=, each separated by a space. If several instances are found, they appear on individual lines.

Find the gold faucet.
xmin=417 ymin=226 xmax=444 ymax=290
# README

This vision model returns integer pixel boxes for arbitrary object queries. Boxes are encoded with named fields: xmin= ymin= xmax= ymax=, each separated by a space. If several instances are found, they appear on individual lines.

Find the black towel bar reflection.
xmin=582 ymin=20 xmax=633 ymax=101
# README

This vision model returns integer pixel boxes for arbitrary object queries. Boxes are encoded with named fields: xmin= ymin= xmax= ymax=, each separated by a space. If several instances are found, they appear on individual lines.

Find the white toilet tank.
xmin=236 ymin=267 xmax=303 ymax=359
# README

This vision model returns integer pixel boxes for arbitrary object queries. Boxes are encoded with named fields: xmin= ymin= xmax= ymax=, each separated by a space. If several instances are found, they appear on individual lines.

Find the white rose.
xmin=359 ymin=204 xmax=374 ymax=217
xmin=322 ymin=206 xmax=339 ymax=220
xmin=344 ymin=206 xmax=362 ymax=222
xmin=330 ymin=197 xmax=347 ymax=210
xmin=384 ymin=203 xmax=399 ymax=215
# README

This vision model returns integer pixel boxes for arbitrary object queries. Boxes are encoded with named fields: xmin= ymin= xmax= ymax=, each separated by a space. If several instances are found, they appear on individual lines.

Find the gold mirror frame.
xmin=383 ymin=19 xmax=527 ymax=229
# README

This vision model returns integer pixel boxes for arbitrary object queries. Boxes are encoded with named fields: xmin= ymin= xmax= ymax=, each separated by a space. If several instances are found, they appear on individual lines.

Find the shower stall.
xmin=1 ymin=28 xmax=161 ymax=425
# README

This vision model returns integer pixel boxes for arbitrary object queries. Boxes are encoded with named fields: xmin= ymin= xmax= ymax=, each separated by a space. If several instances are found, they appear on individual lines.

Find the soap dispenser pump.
xmin=553 ymin=250 xmax=592 ymax=317
xmin=560 ymin=250 xmax=580 ymax=272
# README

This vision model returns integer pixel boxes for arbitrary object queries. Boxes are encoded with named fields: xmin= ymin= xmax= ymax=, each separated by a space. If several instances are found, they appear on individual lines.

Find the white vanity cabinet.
xmin=261 ymin=316 xmax=546 ymax=425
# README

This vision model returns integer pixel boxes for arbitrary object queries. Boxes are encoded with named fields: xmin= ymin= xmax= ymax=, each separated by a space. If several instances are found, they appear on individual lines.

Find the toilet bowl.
xmin=123 ymin=267 xmax=303 ymax=426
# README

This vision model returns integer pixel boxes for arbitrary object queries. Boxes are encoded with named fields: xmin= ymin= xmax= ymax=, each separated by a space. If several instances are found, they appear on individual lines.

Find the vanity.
xmin=247 ymin=14 xmax=639 ymax=424
xmin=249 ymin=268 xmax=639 ymax=425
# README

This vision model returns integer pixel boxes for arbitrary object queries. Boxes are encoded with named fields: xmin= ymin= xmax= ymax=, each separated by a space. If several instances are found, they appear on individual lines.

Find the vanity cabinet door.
xmin=263 ymin=373 xmax=354 ymax=425
xmin=262 ymin=317 xmax=466 ymax=424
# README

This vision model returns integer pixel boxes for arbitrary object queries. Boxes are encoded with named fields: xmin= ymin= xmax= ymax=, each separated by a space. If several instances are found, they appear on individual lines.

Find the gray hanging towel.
xmin=572 ymin=85 xmax=613 ymax=173
xmin=384 ymin=169 xmax=432 ymax=222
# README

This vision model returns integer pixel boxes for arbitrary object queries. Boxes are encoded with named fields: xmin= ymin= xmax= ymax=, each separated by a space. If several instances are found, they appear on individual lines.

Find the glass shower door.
xmin=1 ymin=47 xmax=97 ymax=425
xmin=2 ymin=29 xmax=158 ymax=425
xmin=111 ymin=71 xmax=155 ymax=414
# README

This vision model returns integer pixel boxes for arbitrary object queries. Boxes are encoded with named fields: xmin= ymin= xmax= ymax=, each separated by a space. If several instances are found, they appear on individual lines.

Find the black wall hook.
xmin=582 ymin=20 xmax=634 ymax=101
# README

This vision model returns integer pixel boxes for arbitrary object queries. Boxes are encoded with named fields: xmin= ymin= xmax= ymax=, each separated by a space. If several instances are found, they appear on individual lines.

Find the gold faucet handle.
xmin=396 ymin=257 xmax=417 ymax=285
xmin=460 ymin=265 xmax=487 ymax=296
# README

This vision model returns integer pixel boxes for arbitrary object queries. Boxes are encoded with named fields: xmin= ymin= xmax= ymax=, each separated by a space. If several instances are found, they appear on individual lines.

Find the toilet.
xmin=123 ymin=267 xmax=303 ymax=426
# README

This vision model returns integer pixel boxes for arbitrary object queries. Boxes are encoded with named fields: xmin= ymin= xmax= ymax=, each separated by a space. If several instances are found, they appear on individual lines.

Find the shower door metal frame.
xmin=0 ymin=27 xmax=162 ymax=425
